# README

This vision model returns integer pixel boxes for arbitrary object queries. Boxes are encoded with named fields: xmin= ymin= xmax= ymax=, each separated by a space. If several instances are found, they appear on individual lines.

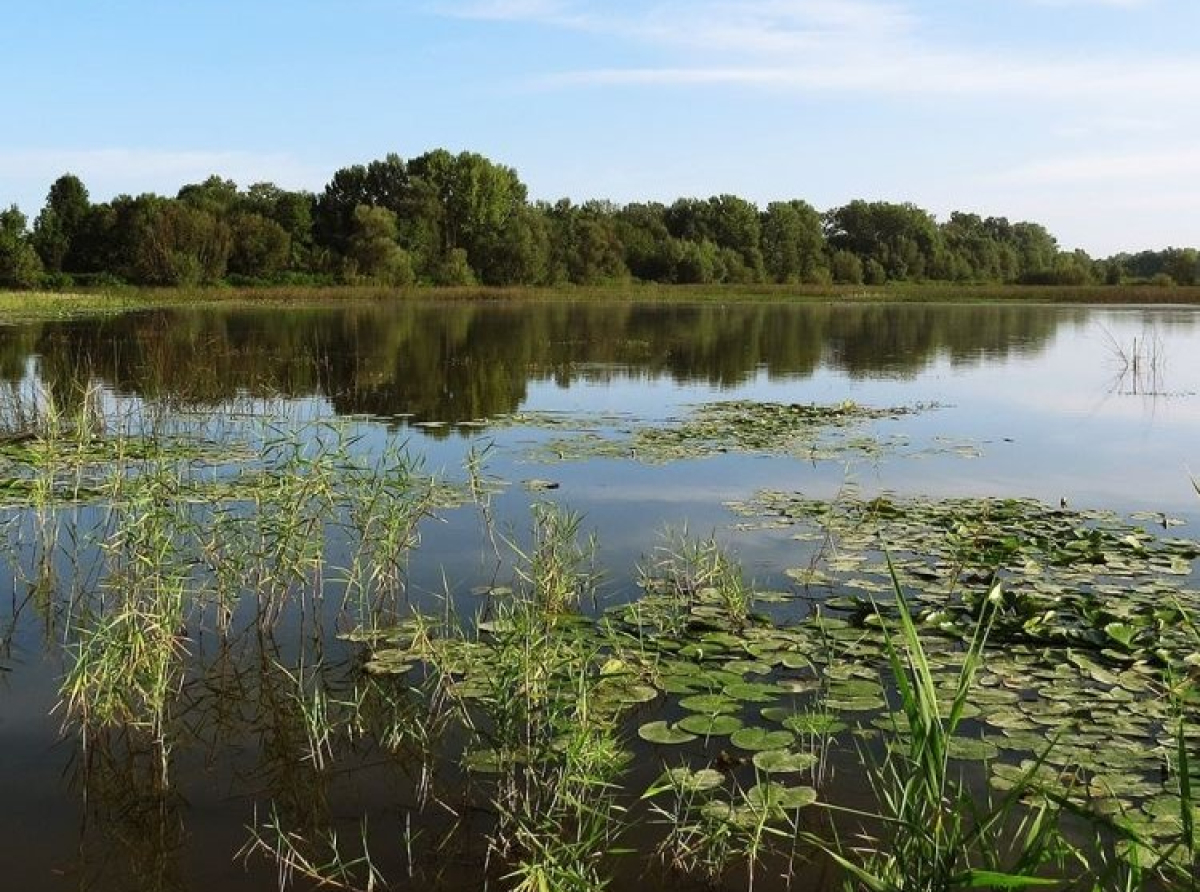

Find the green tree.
xmin=615 ymin=202 xmax=674 ymax=282
xmin=408 ymin=149 xmax=528 ymax=271
xmin=433 ymin=247 xmax=476 ymax=286
xmin=666 ymin=195 xmax=764 ymax=280
xmin=130 ymin=198 xmax=232 ymax=285
xmin=32 ymin=173 xmax=91 ymax=273
xmin=1164 ymin=247 xmax=1198 ymax=286
xmin=940 ymin=212 xmax=1006 ymax=282
xmin=830 ymin=249 xmax=864 ymax=285
xmin=1010 ymin=222 xmax=1059 ymax=281
xmin=314 ymin=163 xmax=372 ymax=255
xmin=545 ymin=201 xmax=628 ymax=284
xmin=825 ymin=200 xmax=942 ymax=281
xmin=241 ymin=182 xmax=315 ymax=270
xmin=476 ymin=205 xmax=551 ymax=285
xmin=346 ymin=204 xmax=413 ymax=285
xmin=761 ymin=200 xmax=827 ymax=283
xmin=177 ymin=175 xmax=240 ymax=218
xmin=0 ymin=206 xmax=44 ymax=288
xmin=673 ymin=238 xmax=722 ymax=284
xmin=228 ymin=213 xmax=292 ymax=279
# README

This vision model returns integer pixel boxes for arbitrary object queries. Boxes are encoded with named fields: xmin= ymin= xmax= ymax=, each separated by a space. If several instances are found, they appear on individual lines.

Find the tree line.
xmin=1 ymin=149 xmax=1197 ymax=290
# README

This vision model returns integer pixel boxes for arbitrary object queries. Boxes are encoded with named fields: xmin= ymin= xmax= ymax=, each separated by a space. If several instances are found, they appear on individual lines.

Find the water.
xmin=1 ymin=298 xmax=1197 ymax=890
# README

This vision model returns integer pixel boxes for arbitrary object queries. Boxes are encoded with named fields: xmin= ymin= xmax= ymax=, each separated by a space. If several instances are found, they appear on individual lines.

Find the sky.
xmin=1 ymin=0 xmax=1197 ymax=256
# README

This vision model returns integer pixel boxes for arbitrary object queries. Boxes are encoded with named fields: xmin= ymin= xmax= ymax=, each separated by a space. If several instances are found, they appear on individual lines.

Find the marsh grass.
xmin=638 ymin=530 xmax=753 ymax=633
xmin=644 ymin=768 xmax=804 ymax=892
xmin=241 ymin=805 xmax=383 ymax=892
xmin=801 ymin=565 xmax=1192 ymax=892
xmin=1100 ymin=325 xmax=1168 ymax=397
xmin=7 ymin=283 xmax=1200 ymax=322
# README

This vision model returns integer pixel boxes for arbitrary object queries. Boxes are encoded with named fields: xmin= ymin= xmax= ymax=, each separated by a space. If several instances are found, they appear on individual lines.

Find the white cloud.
xmin=546 ymin=55 xmax=1200 ymax=107
xmin=999 ymin=149 xmax=1200 ymax=185
xmin=1022 ymin=0 xmax=1150 ymax=7
xmin=447 ymin=0 xmax=913 ymax=53
xmin=444 ymin=0 xmax=1200 ymax=106
xmin=449 ymin=0 xmax=571 ymax=17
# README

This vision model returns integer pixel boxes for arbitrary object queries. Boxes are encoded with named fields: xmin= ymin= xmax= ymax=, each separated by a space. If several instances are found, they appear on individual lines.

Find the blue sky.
xmin=2 ymin=0 xmax=1197 ymax=255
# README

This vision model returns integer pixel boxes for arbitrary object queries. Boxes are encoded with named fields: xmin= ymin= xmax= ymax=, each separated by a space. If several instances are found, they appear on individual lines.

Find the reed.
xmin=804 ymin=570 xmax=1086 ymax=891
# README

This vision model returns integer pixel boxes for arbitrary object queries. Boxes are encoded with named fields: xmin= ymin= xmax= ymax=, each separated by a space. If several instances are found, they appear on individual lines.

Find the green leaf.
xmin=962 ymin=869 xmax=1059 ymax=888
xmin=638 ymin=721 xmax=697 ymax=745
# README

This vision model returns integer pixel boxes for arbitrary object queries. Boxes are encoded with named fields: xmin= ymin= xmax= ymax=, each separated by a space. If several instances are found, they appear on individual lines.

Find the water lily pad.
xmin=613 ymin=683 xmax=661 ymax=705
xmin=782 ymin=712 xmax=847 ymax=736
xmin=724 ymin=682 xmax=782 ymax=703
xmin=638 ymin=721 xmax=698 ymax=745
xmin=662 ymin=766 xmax=726 ymax=793
xmin=746 ymin=782 xmax=818 ymax=810
xmin=947 ymin=736 xmax=1001 ymax=761
xmin=678 ymin=693 xmax=740 ymax=714
xmin=730 ymin=727 xmax=795 ymax=751
xmin=751 ymin=749 xmax=818 ymax=774
xmin=677 ymin=714 xmax=744 ymax=736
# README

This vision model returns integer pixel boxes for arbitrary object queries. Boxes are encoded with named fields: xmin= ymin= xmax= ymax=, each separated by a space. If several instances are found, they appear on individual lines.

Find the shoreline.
xmin=3 ymin=282 xmax=1200 ymax=323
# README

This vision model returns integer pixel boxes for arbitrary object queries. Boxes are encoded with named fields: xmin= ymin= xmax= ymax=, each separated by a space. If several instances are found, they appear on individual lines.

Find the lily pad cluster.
xmin=360 ymin=490 xmax=1200 ymax=871
xmin=726 ymin=490 xmax=1200 ymax=848
xmin=491 ymin=400 xmax=944 ymax=464
xmin=730 ymin=491 xmax=1200 ymax=667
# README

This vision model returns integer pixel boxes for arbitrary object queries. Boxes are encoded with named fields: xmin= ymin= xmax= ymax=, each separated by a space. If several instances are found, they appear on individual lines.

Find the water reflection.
xmin=0 ymin=300 xmax=1086 ymax=424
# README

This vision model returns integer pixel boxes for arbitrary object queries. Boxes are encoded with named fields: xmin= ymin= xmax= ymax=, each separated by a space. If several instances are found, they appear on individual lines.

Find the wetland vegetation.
xmin=1 ymin=298 xmax=1198 ymax=891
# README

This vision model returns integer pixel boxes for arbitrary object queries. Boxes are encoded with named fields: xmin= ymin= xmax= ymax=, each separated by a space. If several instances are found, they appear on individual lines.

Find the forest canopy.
xmin=2 ymin=150 xmax=1196 ymax=290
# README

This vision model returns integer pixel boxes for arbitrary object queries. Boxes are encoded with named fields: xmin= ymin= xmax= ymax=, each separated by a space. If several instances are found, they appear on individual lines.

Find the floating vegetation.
xmin=490 ymin=400 xmax=960 ymax=465
xmin=341 ymin=489 xmax=1200 ymax=889
xmin=729 ymin=491 xmax=1200 ymax=670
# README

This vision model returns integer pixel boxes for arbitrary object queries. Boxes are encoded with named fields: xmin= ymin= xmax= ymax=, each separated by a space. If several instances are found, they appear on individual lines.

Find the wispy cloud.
xmin=1023 ymin=0 xmax=1150 ymax=7
xmin=448 ymin=0 xmax=912 ymax=52
xmin=441 ymin=0 xmax=1200 ymax=106
xmin=1000 ymin=148 xmax=1200 ymax=185
xmin=548 ymin=55 xmax=1200 ymax=105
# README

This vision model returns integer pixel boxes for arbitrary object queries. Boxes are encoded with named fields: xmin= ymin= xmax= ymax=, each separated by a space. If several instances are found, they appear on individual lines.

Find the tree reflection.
xmin=0 ymin=301 xmax=1091 ymax=425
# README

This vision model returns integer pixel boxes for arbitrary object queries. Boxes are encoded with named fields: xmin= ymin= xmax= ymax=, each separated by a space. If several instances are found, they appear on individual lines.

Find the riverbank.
xmin=3 ymin=281 xmax=1200 ymax=323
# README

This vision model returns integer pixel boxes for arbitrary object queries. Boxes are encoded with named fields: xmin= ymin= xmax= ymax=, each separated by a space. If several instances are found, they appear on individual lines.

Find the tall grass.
xmin=805 ymin=568 xmax=1083 ymax=892
xmin=60 ymin=461 xmax=193 ymax=781
xmin=410 ymin=503 xmax=629 ymax=891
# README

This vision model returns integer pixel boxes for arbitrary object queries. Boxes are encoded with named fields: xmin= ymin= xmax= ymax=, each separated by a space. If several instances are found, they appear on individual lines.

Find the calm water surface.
xmin=1 ymin=299 xmax=1197 ymax=890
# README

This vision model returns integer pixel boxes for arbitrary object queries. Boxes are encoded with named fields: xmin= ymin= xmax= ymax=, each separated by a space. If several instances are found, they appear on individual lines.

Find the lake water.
xmin=1 ymin=298 xmax=1198 ymax=890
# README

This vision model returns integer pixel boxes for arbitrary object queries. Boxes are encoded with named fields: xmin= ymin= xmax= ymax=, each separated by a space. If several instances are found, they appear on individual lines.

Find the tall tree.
xmin=228 ymin=214 xmax=292 ymax=279
xmin=177 ymin=175 xmax=240 ymax=218
xmin=475 ymin=205 xmax=551 ymax=285
xmin=346 ymin=204 xmax=413 ymax=285
xmin=615 ymin=202 xmax=675 ymax=282
xmin=761 ymin=200 xmax=827 ymax=283
xmin=408 ymin=149 xmax=528 ymax=272
xmin=0 ymin=206 xmax=43 ymax=288
xmin=130 ymin=197 xmax=232 ymax=285
xmin=666 ymin=195 xmax=765 ymax=280
xmin=32 ymin=173 xmax=90 ymax=273
xmin=825 ymin=201 xmax=942 ymax=281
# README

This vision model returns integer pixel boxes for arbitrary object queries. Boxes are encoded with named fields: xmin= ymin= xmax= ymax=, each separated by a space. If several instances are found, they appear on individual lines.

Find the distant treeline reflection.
xmin=3 ymin=301 xmax=1090 ymax=424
